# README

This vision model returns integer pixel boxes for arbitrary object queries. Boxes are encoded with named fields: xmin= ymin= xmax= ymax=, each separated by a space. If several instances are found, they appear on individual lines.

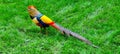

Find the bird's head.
xmin=28 ymin=5 xmax=40 ymax=16
xmin=28 ymin=5 xmax=36 ymax=10
xmin=28 ymin=5 xmax=37 ymax=13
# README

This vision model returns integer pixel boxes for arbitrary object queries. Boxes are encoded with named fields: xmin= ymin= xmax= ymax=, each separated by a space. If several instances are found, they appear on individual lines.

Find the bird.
xmin=27 ymin=5 xmax=98 ymax=48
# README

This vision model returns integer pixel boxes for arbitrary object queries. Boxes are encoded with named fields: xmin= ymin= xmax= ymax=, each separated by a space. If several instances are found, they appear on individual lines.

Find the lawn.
xmin=0 ymin=0 xmax=120 ymax=54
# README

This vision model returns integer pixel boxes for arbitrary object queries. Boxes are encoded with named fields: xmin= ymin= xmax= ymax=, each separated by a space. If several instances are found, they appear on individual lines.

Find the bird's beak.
xmin=28 ymin=9 xmax=30 ymax=11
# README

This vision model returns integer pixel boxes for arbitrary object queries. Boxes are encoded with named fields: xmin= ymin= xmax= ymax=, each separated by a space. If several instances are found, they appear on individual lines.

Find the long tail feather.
xmin=51 ymin=23 xmax=98 ymax=48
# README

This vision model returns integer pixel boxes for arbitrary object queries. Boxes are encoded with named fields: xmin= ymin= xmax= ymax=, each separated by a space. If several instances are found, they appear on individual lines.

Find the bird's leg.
xmin=43 ymin=27 xmax=48 ymax=35
xmin=40 ymin=27 xmax=47 ymax=34
xmin=40 ymin=27 xmax=43 ymax=33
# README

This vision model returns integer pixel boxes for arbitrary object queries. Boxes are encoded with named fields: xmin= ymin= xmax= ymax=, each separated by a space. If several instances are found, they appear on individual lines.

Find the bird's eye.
xmin=28 ymin=8 xmax=32 ymax=10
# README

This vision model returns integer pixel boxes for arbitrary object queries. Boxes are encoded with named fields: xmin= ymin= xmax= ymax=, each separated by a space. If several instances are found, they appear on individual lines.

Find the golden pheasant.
xmin=27 ymin=5 xmax=98 ymax=48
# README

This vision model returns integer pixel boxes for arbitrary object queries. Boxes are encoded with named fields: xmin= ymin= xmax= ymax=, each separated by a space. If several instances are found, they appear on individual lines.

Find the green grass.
xmin=0 ymin=0 xmax=120 ymax=54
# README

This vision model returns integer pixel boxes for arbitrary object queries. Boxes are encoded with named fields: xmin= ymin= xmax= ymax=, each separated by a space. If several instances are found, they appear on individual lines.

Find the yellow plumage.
xmin=40 ymin=15 xmax=53 ymax=24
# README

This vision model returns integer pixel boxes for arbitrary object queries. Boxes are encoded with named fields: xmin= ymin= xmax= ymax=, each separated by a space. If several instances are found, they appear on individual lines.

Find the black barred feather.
xmin=55 ymin=23 xmax=98 ymax=48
